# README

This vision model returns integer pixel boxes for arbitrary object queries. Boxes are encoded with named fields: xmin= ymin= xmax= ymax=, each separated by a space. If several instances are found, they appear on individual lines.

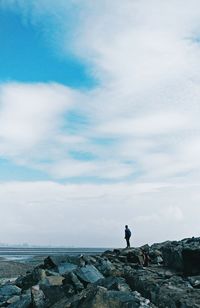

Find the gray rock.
xmin=6 ymin=295 xmax=20 ymax=305
xmin=149 ymin=249 xmax=163 ymax=264
xmin=57 ymin=262 xmax=77 ymax=275
xmin=125 ymin=249 xmax=144 ymax=265
xmin=188 ymin=276 xmax=200 ymax=288
xmin=40 ymin=283 xmax=66 ymax=306
xmin=44 ymin=255 xmax=79 ymax=270
xmin=162 ymin=240 xmax=200 ymax=275
xmin=0 ymin=284 xmax=21 ymax=302
xmin=124 ymin=267 xmax=200 ymax=307
xmin=39 ymin=274 xmax=66 ymax=306
xmin=182 ymin=248 xmax=200 ymax=275
xmin=15 ymin=268 xmax=45 ymax=290
xmin=74 ymin=265 xmax=104 ymax=285
xmin=162 ymin=243 xmax=184 ymax=272
xmin=51 ymin=285 xmax=154 ymax=308
xmin=41 ymin=275 xmax=64 ymax=286
xmin=81 ymin=286 xmax=153 ymax=308
xmin=95 ymin=276 xmax=131 ymax=292
xmin=9 ymin=292 xmax=32 ymax=308
xmin=5 ymin=237 xmax=200 ymax=308
xmin=31 ymin=285 xmax=45 ymax=308
xmin=63 ymin=272 xmax=84 ymax=293
xmin=96 ymin=259 xmax=116 ymax=276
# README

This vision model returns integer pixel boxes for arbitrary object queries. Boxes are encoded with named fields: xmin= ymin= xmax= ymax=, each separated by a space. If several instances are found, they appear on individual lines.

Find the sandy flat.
xmin=0 ymin=256 xmax=45 ymax=279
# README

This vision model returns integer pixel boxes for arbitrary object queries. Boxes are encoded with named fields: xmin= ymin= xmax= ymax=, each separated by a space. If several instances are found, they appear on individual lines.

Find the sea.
xmin=0 ymin=247 xmax=108 ymax=262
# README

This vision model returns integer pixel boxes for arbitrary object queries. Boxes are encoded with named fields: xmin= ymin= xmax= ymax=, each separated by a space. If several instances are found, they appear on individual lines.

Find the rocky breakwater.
xmin=0 ymin=237 xmax=200 ymax=307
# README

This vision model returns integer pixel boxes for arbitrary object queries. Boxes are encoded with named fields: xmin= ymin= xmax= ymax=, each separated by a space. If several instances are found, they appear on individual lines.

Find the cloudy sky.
xmin=0 ymin=0 xmax=200 ymax=247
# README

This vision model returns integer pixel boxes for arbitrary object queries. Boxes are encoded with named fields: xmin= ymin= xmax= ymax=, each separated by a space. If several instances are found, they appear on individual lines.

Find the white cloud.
xmin=98 ymin=112 xmax=191 ymax=136
xmin=0 ymin=181 xmax=197 ymax=246
xmin=1 ymin=1 xmax=200 ymax=244
xmin=0 ymin=82 xmax=78 ymax=157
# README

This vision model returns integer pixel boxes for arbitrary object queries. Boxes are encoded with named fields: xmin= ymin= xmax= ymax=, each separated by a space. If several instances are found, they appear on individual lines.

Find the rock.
xmin=15 ymin=268 xmax=45 ymax=290
xmin=9 ymin=291 xmax=32 ymax=308
xmin=40 ymin=284 xmax=66 ymax=306
xmin=3 ymin=236 xmax=200 ymax=307
xmin=42 ymin=275 xmax=65 ymax=286
xmin=0 ymin=284 xmax=21 ymax=302
xmin=124 ymin=267 xmax=200 ymax=307
xmin=78 ymin=255 xmax=97 ymax=266
xmin=31 ymin=285 xmax=45 ymax=307
xmin=162 ymin=243 xmax=184 ymax=272
xmin=63 ymin=272 xmax=84 ymax=293
xmin=127 ymin=249 xmax=144 ymax=265
xmin=45 ymin=270 xmax=61 ymax=277
xmin=80 ymin=286 xmax=153 ymax=308
xmin=117 ymin=256 xmax=127 ymax=263
xmin=51 ymin=285 xmax=154 ymax=308
xmin=95 ymin=259 xmax=116 ymax=276
xmin=156 ymin=256 xmax=163 ymax=265
xmin=162 ymin=239 xmax=200 ymax=275
xmin=57 ymin=262 xmax=77 ymax=275
xmin=6 ymin=295 xmax=20 ymax=305
xmin=39 ymin=275 xmax=66 ymax=306
xmin=140 ymin=244 xmax=150 ymax=252
xmin=44 ymin=255 xmax=79 ymax=270
xmin=188 ymin=276 xmax=200 ymax=288
xmin=95 ymin=276 xmax=131 ymax=292
xmin=74 ymin=265 xmax=104 ymax=285
xmin=182 ymin=248 xmax=200 ymax=275
xmin=149 ymin=249 xmax=163 ymax=264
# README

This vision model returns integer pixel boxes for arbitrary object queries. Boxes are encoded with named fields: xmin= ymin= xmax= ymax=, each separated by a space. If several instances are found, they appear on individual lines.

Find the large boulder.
xmin=44 ymin=255 xmax=79 ymax=270
xmin=15 ymin=268 xmax=45 ymax=290
xmin=95 ymin=259 xmax=116 ymax=276
xmin=182 ymin=248 xmax=200 ymax=275
xmin=74 ymin=265 xmax=104 ymax=285
xmin=127 ymin=249 xmax=144 ymax=265
xmin=57 ymin=262 xmax=77 ymax=275
xmin=161 ymin=238 xmax=200 ymax=275
xmin=162 ymin=244 xmax=183 ymax=271
xmin=39 ymin=275 xmax=66 ymax=306
xmin=63 ymin=272 xmax=84 ymax=293
xmin=116 ymin=248 xmax=145 ymax=265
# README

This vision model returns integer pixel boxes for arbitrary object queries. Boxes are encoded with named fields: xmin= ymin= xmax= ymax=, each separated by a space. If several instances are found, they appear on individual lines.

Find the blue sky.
xmin=0 ymin=8 xmax=94 ymax=87
xmin=1 ymin=0 xmax=200 ymax=246
xmin=0 ymin=6 xmax=97 ymax=182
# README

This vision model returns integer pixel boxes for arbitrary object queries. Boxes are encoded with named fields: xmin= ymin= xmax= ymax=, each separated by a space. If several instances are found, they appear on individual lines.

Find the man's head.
xmin=125 ymin=225 xmax=128 ymax=229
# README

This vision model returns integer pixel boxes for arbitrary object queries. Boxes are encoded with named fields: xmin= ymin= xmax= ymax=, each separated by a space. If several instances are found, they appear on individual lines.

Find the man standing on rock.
xmin=125 ymin=225 xmax=131 ymax=248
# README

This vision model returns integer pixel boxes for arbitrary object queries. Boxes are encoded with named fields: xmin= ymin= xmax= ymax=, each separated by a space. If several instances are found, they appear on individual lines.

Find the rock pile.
xmin=0 ymin=237 xmax=200 ymax=307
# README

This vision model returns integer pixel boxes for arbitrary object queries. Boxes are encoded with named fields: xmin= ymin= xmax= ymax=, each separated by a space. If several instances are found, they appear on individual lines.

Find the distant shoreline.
xmin=0 ymin=247 xmax=108 ymax=262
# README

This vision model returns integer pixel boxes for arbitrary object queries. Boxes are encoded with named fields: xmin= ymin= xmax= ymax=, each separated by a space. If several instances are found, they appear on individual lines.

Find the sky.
xmin=0 ymin=0 xmax=200 ymax=247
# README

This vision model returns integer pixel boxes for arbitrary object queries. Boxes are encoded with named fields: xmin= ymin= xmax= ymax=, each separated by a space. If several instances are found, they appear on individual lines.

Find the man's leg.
xmin=127 ymin=237 xmax=130 ymax=248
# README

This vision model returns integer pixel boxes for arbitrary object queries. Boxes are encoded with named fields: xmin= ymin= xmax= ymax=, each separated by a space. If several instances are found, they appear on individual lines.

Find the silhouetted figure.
xmin=125 ymin=225 xmax=131 ymax=248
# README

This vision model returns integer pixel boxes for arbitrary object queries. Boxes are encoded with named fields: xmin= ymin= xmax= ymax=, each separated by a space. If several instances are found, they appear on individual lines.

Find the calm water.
xmin=0 ymin=247 xmax=108 ymax=261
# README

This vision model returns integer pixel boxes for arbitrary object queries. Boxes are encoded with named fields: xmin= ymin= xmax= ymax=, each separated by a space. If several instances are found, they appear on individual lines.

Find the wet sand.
xmin=0 ymin=256 xmax=45 ymax=279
